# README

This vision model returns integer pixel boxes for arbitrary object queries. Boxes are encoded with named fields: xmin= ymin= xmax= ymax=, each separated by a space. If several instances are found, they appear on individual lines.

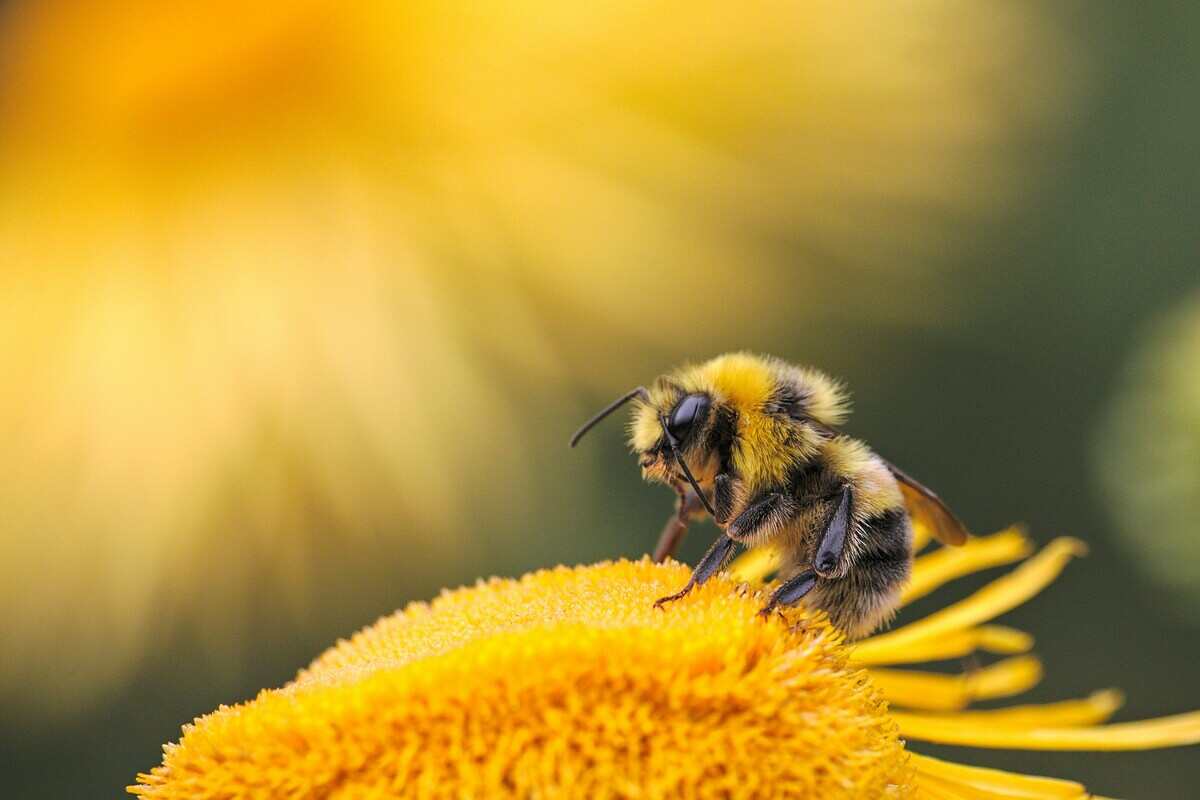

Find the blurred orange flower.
xmin=0 ymin=0 xmax=1081 ymax=713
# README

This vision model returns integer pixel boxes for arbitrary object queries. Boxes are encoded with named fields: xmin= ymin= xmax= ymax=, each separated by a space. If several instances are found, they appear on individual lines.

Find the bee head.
xmin=571 ymin=354 xmax=850 ymax=515
xmin=638 ymin=390 xmax=711 ymax=463
xmin=569 ymin=383 xmax=718 ymax=516
xmin=662 ymin=392 xmax=711 ymax=448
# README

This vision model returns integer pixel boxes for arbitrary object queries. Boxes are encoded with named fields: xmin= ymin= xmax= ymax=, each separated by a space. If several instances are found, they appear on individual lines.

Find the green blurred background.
xmin=1 ymin=1 xmax=1198 ymax=797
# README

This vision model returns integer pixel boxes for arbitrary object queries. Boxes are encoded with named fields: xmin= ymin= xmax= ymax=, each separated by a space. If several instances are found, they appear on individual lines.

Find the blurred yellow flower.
xmin=0 ymin=0 xmax=1081 ymax=712
xmin=132 ymin=539 xmax=1200 ymax=799
xmin=1096 ymin=291 xmax=1200 ymax=613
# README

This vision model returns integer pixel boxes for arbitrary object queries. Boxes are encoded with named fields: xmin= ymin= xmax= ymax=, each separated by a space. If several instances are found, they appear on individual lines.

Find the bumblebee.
xmin=570 ymin=352 xmax=968 ymax=637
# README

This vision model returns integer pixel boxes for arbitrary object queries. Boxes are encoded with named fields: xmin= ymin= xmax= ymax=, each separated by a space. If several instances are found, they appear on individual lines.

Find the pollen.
xmin=130 ymin=560 xmax=911 ymax=799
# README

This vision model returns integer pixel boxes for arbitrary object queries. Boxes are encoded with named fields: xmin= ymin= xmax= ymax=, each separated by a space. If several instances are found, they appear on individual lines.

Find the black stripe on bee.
xmin=788 ymin=458 xmax=840 ymax=500
xmin=765 ymin=383 xmax=806 ymax=419
xmin=855 ymin=508 xmax=912 ymax=567
xmin=769 ymin=381 xmax=834 ymax=424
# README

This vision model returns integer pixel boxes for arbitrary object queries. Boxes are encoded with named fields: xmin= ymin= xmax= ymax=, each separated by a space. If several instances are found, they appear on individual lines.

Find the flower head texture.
xmin=133 ymin=561 xmax=909 ymax=798
xmin=132 ymin=530 xmax=1200 ymax=799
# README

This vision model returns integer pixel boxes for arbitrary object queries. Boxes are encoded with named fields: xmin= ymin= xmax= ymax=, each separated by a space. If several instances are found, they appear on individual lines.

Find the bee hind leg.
xmin=814 ymin=487 xmax=853 ymax=577
xmin=804 ymin=544 xmax=910 ymax=638
xmin=758 ymin=570 xmax=818 ymax=618
xmin=757 ymin=486 xmax=852 ymax=618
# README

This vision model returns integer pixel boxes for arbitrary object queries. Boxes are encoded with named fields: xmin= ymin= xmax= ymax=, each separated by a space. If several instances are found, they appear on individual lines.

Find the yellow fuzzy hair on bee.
xmin=630 ymin=353 xmax=848 ymax=491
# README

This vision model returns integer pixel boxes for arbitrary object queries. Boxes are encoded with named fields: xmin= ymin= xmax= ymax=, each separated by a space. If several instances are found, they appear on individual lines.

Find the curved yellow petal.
xmin=899 ymin=690 xmax=1124 ymax=730
xmin=918 ymin=773 xmax=1083 ymax=800
xmin=854 ymin=538 xmax=1086 ymax=665
xmin=911 ymin=520 xmax=934 ymax=554
xmin=910 ymin=753 xmax=1091 ymax=799
xmin=972 ymin=625 xmax=1037 ymax=655
xmin=725 ymin=543 xmax=782 ymax=584
xmin=895 ymin=709 xmax=1200 ymax=750
xmin=870 ymin=656 xmax=1042 ymax=712
xmin=903 ymin=527 xmax=1033 ymax=607
xmin=852 ymin=625 xmax=1033 ymax=667
xmin=914 ymin=777 xmax=973 ymax=799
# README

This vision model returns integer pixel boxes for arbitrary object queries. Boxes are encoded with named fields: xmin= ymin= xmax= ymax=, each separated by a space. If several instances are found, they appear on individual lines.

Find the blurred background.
xmin=0 ymin=1 xmax=1197 ymax=796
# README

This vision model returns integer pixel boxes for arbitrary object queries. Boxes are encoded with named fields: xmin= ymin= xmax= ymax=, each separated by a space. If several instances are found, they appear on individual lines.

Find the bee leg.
xmin=758 ymin=570 xmax=818 ymax=618
xmin=713 ymin=473 xmax=736 ymax=525
xmin=813 ymin=487 xmax=853 ymax=578
xmin=763 ymin=488 xmax=848 ymax=623
xmin=804 ymin=511 xmax=912 ymax=637
xmin=652 ymin=486 xmax=707 ymax=563
xmin=652 ymin=513 xmax=688 ymax=564
xmin=654 ymin=534 xmax=738 ymax=608
xmin=726 ymin=491 xmax=794 ymax=541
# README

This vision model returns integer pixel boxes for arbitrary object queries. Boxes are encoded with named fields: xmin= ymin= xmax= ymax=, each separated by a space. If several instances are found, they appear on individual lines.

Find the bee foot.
xmin=653 ymin=584 xmax=694 ymax=609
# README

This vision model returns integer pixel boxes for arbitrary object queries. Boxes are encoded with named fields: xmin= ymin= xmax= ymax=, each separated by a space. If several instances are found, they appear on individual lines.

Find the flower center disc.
xmin=133 ymin=561 xmax=911 ymax=799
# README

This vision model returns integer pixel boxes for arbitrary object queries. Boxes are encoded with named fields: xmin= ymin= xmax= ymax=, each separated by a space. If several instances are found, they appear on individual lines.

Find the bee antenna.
xmin=661 ymin=414 xmax=717 ymax=517
xmin=569 ymin=386 xmax=651 ymax=447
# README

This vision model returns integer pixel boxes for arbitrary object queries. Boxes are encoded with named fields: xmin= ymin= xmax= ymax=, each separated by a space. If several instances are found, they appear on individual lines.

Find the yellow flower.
xmin=131 ymin=530 xmax=1200 ymax=799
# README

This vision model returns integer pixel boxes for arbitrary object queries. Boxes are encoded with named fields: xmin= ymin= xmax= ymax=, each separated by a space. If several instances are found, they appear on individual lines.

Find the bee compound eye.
xmin=667 ymin=393 xmax=709 ymax=441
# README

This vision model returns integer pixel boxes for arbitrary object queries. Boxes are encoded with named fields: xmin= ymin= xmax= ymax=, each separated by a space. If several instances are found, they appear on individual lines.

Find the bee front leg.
xmin=653 ymin=534 xmax=738 ymax=608
xmin=726 ymin=490 xmax=796 ymax=542
xmin=652 ymin=485 xmax=708 ymax=563
xmin=713 ymin=473 xmax=737 ymax=526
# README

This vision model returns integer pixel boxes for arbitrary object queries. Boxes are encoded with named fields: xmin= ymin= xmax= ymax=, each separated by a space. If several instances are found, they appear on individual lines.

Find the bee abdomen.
xmin=854 ymin=507 xmax=912 ymax=565
xmin=805 ymin=508 xmax=913 ymax=638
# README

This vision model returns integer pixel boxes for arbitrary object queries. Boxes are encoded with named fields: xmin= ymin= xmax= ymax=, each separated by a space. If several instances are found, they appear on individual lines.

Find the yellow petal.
xmin=852 ymin=625 xmax=1033 ymax=667
xmin=899 ymin=690 xmax=1124 ymax=730
xmin=911 ymin=519 xmax=934 ymax=554
xmin=903 ymin=527 xmax=1033 ymax=607
xmin=725 ymin=543 xmax=782 ymax=584
xmin=870 ymin=656 xmax=1042 ymax=712
xmin=854 ymin=538 xmax=1086 ymax=665
xmin=895 ymin=709 xmax=1200 ymax=750
xmin=917 ymin=773 xmax=1081 ymax=799
xmin=914 ymin=777 xmax=974 ymax=799
xmin=910 ymin=752 xmax=1090 ymax=799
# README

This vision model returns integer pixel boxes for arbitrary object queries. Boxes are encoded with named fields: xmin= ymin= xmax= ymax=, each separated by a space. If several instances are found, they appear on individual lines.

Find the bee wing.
xmin=803 ymin=418 xmax=968 ymax=546
xmin=884 ymin=462 xmax=969 ymax=546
